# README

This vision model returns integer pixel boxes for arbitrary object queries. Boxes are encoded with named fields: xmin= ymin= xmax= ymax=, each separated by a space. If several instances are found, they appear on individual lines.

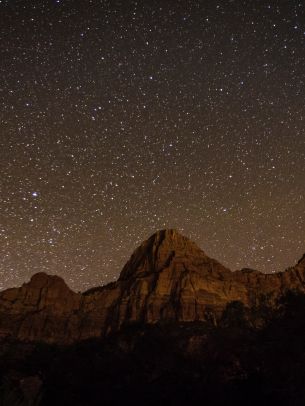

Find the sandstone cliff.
xmin=0 ymin=229 xmax=304 ymax=344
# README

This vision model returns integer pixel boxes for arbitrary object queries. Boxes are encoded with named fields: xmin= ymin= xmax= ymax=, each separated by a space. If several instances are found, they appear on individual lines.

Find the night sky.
xmin=1 ymin=0 xmax=305 ymax=291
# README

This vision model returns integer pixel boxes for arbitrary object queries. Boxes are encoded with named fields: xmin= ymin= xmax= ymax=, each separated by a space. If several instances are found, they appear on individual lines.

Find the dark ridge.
xmin=297 ymin=253 xmax=305 ymax=265
xmin=240 ymin=268 xmax=257 ymax=273
xmin=83 ymin=281 xmax=116 ymax=296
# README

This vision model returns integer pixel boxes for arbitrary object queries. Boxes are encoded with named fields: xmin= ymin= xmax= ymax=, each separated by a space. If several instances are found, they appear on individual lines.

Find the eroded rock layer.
xmin=0 ymin=229 xmax=304 ymax=344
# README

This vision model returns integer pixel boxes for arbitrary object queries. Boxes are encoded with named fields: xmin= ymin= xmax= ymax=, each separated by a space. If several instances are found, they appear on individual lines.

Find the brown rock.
xmin=0 ymin=229 xmax=304 ymax=344
xmin=0 ymin=273 xmax=81 ymax=343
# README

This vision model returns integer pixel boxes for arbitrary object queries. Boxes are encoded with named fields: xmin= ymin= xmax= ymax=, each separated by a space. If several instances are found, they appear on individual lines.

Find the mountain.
xmin=1 ymin=230 xmax=305 ymax=405
xmin=0 ymin=229 xmax=304 ymax=344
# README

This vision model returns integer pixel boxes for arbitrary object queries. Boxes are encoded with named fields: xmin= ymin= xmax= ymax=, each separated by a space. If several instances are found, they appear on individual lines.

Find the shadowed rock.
xmin=0 ymin=229 xmax=304 ymax=344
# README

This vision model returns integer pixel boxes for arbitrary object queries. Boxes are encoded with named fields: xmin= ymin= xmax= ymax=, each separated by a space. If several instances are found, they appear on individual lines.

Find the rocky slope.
xmin=0 ymin=229 xmax=304 ymax=344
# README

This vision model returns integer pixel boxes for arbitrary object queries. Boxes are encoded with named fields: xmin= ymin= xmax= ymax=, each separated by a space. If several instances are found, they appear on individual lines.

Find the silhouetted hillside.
xmin=1 ymin=292 xmax=305 ymax=405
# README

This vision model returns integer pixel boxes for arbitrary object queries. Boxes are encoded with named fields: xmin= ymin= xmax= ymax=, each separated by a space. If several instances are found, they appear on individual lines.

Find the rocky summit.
xmin=0 ymin=229 xmax=305 ymax=344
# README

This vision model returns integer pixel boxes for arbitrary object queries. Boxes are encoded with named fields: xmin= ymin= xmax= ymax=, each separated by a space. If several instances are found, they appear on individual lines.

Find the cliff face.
xmin=0 ymin=273 xmax=81 ymax=343
xmin=0 ymin=229 xmax=304 ymax=344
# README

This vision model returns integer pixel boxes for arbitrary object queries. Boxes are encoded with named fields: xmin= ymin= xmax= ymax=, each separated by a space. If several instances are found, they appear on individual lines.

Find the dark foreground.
xmin=1 ymin=292 xmax=305 ymax=406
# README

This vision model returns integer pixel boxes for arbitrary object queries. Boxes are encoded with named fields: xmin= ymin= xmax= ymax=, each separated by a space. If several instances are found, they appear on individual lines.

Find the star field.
xmin=1 ymin=0 xmax=304 ymax=291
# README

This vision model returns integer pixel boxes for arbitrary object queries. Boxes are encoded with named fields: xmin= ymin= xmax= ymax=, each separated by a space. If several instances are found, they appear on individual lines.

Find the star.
xmin=0 ymin=0 xmax=304 ymax=292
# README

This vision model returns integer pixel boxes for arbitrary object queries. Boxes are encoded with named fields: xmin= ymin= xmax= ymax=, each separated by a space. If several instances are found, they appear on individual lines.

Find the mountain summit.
xmin=0 ymin=229 xmax=304 ymax=344
xmin=119 ymin=229 xmax=223 ymax=280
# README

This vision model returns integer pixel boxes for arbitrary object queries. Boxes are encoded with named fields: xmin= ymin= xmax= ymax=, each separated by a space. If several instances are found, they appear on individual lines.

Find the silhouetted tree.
xmin=220 ymin=301 xmax=248 ymax=328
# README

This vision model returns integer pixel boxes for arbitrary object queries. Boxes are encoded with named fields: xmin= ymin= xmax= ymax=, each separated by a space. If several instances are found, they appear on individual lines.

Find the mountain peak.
xmin=26 ymin=272 xmax=68 ymax=289
xmin=0 ymin=230 xmax=305 ymax=344
xmin=119 ymin=229 xmax=206 ymax=280
xmin=147 ymin=229 xmax=205 ymax=255
xmin=153 ymin=228 xmax=188 ymax=240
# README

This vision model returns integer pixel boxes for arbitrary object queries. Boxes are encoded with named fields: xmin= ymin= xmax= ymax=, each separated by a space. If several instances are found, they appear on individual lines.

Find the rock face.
xmin=0 ymin=273 xmax=81 ymax=343
xmin=0 ymin=229 xmax=304 ymax=344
